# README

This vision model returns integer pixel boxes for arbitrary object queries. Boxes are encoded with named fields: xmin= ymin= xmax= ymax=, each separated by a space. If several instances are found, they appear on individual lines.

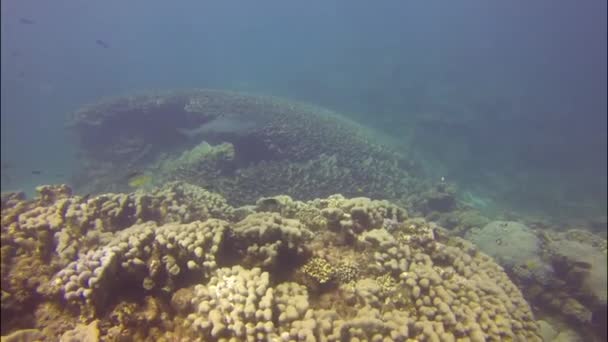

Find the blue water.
xmin=1 ymin=0 xmax=606 ymax=225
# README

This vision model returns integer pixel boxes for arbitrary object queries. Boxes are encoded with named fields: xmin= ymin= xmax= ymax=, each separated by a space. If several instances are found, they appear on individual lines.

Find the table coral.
xmin=67 ymin=89 xmax=425 ymax=207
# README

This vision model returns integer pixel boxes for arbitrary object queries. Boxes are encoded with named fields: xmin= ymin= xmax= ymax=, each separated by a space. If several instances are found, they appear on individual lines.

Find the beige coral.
xmin=53 ymin=219 xmax=228 ymax=311
xmin=231 ymin=212 xmax=313 ymax=269
xmin=1 ymin=184 xmax=544 ymax=341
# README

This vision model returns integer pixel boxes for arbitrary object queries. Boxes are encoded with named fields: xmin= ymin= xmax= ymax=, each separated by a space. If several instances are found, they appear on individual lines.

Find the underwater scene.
xmin=1 ymin=1 xmax=606 ymax=341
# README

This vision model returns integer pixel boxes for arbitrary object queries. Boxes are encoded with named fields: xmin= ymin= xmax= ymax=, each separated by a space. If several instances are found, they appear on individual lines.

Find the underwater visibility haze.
xmin=1 ymin=1 xmax=606 ymax=341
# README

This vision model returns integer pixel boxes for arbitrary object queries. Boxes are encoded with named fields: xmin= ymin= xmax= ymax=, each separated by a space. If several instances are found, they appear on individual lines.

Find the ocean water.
xmin=2 ymin=0 xmax=605 ymax=226
xmin=1 ymin=1 xmax=607 ymax=340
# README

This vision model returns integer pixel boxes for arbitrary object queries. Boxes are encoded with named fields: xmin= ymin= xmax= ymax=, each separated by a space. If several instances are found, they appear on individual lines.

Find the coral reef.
xmin=301 ymin=257 xmax=335 ymax=284
xmin=152 ymin=141 xmax=236 ymax=193
xmin=230 ymin=212 xmax=313 ymax=270
xmin=530 ymin=229 xmax=607 ymax=340
xmin=419 ymin=183 xmax=458 ymax=214
xmin=464 ymin=219 xmax=608 ymax=340
xmin=67 ymin=89 xmax=424 ymax=207
xmin=51 ymin=219 xmax=227 ymax=313
xmin=465 ymin=221 xmax=542 ymax=270
xmin=1 ymin=182 xmax=549 ymax=341
xmin=185 ymin=266 xmax=276 ymax=340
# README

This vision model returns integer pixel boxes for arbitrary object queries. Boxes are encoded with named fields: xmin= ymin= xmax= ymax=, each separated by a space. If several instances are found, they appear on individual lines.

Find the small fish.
xmin=128 ymin=175 xmax=152 ymax=188
xmin=525 ymin=259 xmax=538 ymax=270
xmin=126 ymin=171 xmax=152 ymax=188
xmin=95 ymin=39 xmax=110 ymax=48
xmin=495 ymin=238 xmax=503 ymax=246
xmin=19 ymin=18 xmax=35 ymax=25
xmin=31 ymin=170 xmax=42 ymax=175
xmin=81 ymin=193 xmax=91 ymax=201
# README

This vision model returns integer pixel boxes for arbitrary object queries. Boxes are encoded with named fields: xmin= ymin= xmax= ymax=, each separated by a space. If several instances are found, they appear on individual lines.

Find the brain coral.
xmin=1 ymin=183 xmax=542 ymax=341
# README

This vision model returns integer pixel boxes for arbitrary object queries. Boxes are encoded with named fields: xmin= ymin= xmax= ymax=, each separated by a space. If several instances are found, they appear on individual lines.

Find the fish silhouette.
xmin=19 ymin=18 xmax=35 ymax=25
xmin=176 ymin=114 xmax=262 ymax=139
xmin=95 ymin=39 xmax=110 ymax=48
